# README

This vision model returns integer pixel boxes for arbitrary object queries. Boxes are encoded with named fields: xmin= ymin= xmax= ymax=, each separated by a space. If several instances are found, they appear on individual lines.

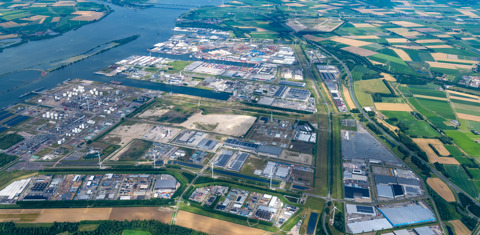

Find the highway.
xmin=303 ymin=39 xmax=480 ymax=234
xmin=292 ymin=42 xmax=334 ymax=235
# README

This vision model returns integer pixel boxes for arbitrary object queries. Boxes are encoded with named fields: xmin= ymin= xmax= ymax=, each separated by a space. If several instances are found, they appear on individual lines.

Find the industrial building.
xmin=377 ymin=184 xmax=394 ymax=199
xmin=257 ymin=145 xmax=283 ymax=158
xmin=344 ymin=186 xmax=370 ymax=200
xmin=0 ymin=179 xmax=31 ymax=201
xmin=413 ymin=226 xmax=437 ymax=235
xmin=228 ymin=152 xmax=249 ymax=171
xmin=196 ymin=139 xmax=218 ymax=150
xmin=279 ymin=80 xmax=306 ymax=88
xmin=215 ymin=150 xmax=235 ymax=167
xmin=224 ymin=138 xmax=259 ymax=152
xmin=346 ymin=204 xmax=376 ymax=216
xmin=347 ymin=218 xmax=392 ymax=234
xmin=284 ymin=88 xmax=311 ymax=102
xmin=374 ymin=175 xmax=397 ymax=185
xmin=154 ymin=174 xmax=178 ymax=192
xmin=378 ymin=204 xmax=436 ymax=227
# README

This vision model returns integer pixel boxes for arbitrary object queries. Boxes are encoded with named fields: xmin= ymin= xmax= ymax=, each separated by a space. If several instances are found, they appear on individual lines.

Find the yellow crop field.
xmin=390 ymin=21 xmax=424 ymax=27
xmin=413 ymin=94 xmax=448 ymax=101
xmin=391 ymin=48 xmax=412 ymax=61
xmin=427 ymin=178 xmax=455 ymax=202
xmin=374 ymin=103 xmax=412 ymax=111
xmin=413 ymin=138 xmax=460 ymax=165
xmin=330 ymin=36 xmax=371 ymax=47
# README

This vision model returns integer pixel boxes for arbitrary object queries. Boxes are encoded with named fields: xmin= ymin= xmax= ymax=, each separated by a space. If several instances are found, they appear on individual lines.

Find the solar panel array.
xmin=285 ymin=88 xmax=311 ymax=100
xmin=392 ymin=184 xmax=404 ymax=196
xmin=215 ymin=151 xmax=234 ymax=167
xmin=224 ymin=138 xmax=259 ymax=151
xmin=228 ymin=152 xmax=249 ymax=171
xmin=273 ymin=86 xmax=288 ymax=97
xmin=321 ymin=72 xmax=337 ymax=80
xmin=278 ymin=80 xmax=306 ymax=87
xmin=356 ymin=205 xmax=374 ymax=214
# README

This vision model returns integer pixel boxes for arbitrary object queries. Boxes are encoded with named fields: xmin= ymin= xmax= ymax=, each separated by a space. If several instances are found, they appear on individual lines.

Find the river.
xmin=0 ymin=0 xmax=229 ymax=108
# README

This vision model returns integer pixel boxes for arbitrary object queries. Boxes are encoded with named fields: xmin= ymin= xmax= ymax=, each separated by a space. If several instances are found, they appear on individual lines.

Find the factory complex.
xmin=0 ymin=173 xmax=179 ymax=204
xmin=96 ymin=27 xmax=319 ymax=113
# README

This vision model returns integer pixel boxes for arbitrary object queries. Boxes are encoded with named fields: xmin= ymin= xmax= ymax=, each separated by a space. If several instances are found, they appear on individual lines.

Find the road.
xmin=170 ymin=151 xmax=216 ymax=225
xmin=292 ymin=42 xmax=334 ymax=235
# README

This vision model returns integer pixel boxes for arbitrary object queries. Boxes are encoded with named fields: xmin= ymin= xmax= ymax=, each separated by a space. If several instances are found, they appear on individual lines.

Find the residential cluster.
xmin=460 ymin=75 xmax=480 ymax=88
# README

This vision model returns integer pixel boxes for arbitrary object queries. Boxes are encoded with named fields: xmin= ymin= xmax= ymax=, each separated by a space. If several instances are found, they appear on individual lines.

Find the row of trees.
xmin=0 ymin=220 xmax=206 ymax=235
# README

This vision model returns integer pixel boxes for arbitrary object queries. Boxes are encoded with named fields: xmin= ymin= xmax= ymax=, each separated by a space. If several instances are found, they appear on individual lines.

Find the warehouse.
xmin=228 ymin=152 xmax=249 ymax=171
xmin=397 ymin=177 xmax=421 ymax=187
xmin=413 ymin=226 xmax=436 ymax=235
xmin=196 ymin=139 xmax=217 ymax=150
xmin=374 ymin=175 xmax=397 ymax=185
xmin=0 ymin=179 xmax=31 ymax=200
xmin=275 ymin=166 xmax=290 ymax=178
xmin=224 ymin=138 xmax=259 ymax=152
xmin=154 ymin=174 xmax=178 ymax=192
xmin=405 ymin=186 xmax=422 ymax=196
xmin=215 ymin=150 xmax=235 ymax=167
xmin=346 ymin=204 xmax=376 ymax=216
xmin=284 ymin=88 xmax=311 ymax=102
xmin=344 ymin=186 xmax=370 ymax=200
xmin=392 ymin=184 xmax=404 ymax=197
xmin=257 ymin=145 xmax=283 ymax=158
xmin=378 ymin=204 xmax=436 ymax=226
xmin=279 ymin=80 xmax=306 ymax=88
xmin=347 ymin=218 xmax=392 ymax=234
xmin=376 ymin=184 xmax=394 ymax=199
xmin=255 ymin=205 xmax=276 ymax=221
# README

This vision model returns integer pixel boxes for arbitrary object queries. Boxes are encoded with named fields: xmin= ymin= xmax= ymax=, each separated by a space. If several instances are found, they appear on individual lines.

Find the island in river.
xmin=0 ymin=0 xmax=110 ymax=51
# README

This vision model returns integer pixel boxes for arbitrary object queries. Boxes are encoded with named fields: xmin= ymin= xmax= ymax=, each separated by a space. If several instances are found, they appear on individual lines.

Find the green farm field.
xmin=123 ymin=230 xmax=151 ymax=235
xmin=354 ymin=79 xmax=390 ymax=107
xmin=467 ymin=168 xmax=480 ymax=179
xmin=444 ymin=165 xmax=479 ymax=198
xmin=408 ymin=86 xmax=447 ymax=98
xmin=452 ymin=102 xmax=480 ymax=117
xmin=381 ymin=111 xmax=440 ymax=137
xmin=414 ymin=97 xmax=456 ymax=120
xmin=407 ymin=98 xmax=455 ymax=130
xmin=445 ymin=145 xmax=464 ymax=158
xmin=444 ymin=130 xmax=480 ymax=157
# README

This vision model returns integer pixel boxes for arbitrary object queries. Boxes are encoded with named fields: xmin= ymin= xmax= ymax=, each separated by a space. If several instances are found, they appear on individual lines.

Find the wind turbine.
xmin=330 ymin=204 xmax=338 ymax=225
xmin=269 ymin=164 xmax=274 ymax=189
xmin=98 ymin=153 xmax=102 ymax=170
xmin=153 ymin=153 xmax=156 ymax=168
xmin=211 ymin=161 xmax=214 ymax=178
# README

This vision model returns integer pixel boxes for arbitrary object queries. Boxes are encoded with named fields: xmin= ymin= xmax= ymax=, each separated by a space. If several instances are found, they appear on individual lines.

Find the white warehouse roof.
xmin=0 ymin=178 xmax=31 ymax=199
xmin=347 ymin=218 xmax=393 ymax=234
